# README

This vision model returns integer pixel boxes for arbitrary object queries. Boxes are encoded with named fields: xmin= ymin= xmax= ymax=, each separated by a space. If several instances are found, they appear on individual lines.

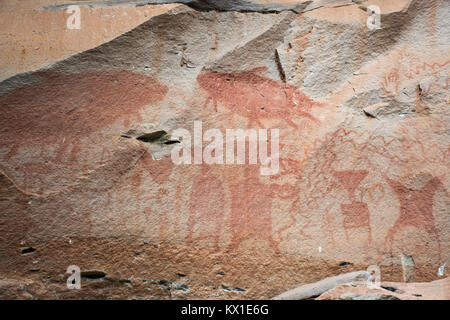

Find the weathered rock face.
xmin=0 ymin=0 xmax=448 ymax=299
xmin=273 ymin=271 xmax=450 ymax=300
xmin=0 ymin=0 xmax=178 ymax=81
xmin=316 ymin=277 xmax=450 ymax=300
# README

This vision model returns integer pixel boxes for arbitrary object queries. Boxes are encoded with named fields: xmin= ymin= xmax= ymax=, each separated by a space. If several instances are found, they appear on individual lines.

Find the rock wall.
xmin=0 ymin=0 xmax=178 ymax=81
xmin=0 ymin=0 xmax=448 ymax=299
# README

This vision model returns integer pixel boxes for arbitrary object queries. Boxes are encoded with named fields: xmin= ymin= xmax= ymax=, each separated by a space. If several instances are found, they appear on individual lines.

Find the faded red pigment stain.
xmin=16 ymin=161 xmax=53 ymax=195
xmin=144 ymin=154 xmax=175 ymax=242
xmin=0 ymin=70 xmax=168 ymax=163
xmin=384 ymin=176 xmax=443 ymax=261
xmin=139 ymin=151 xmax=175 ymax=185
xmin=197 ymin=67 xmax=323 ymax=128
xmin=186 ymin=165 xmax=225 ymax=252
xmin=226 ymin=165 xmax=297 ymax=254
xmin=381 ymin=68 xmax=400 ymax=95
xmin=405 ymin=60 xmax=449 ymax=80
xmin=128 ymin=152 xmax=177 ymax=241
xmin=270 ymin=155 xmax=312 ymax=242
xmin=0 ymin=173 xmax=33 ymax=242
xmin=333 ymin=170 xmax=372 ymax=243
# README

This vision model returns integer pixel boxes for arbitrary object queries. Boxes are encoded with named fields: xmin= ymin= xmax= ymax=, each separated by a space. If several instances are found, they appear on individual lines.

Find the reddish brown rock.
xmin=317 ymin=277 xmax=450 ymax=300
xmin=0 ymin=0 xmax=448 ymax=299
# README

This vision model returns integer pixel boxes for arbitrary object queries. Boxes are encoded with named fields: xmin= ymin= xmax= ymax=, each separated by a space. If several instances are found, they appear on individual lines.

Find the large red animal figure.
xmin=0 ymin=70 xmax=168 ymax=164
xmin=197 ymin=67 xmax=323 ymax=128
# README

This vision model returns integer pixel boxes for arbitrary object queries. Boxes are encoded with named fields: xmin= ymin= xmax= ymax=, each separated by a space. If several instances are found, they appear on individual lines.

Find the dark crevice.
xmin=43 ymin=0 xmax=315 ymax=14
xmin=81 ymin=270 xmax=106 ymax=279
xmin=21 ymin=247 xmax=36 ymax=254
xmin=381 ymin=286 xmax=398 ymax=292
xmin=163 ymin=140 xmax=180 ymax=145
xmin=158 ymin=279 xmax=171 ymax=286
xmin=274 ymin=49 xmax=286 ymax=83
xmin=136 ymin=130 xmax=168 ymax=143
xmin=221 ymin=285 xmax=246 ymax=292
xmin=363 ymin=110 xmax=377 ymax=118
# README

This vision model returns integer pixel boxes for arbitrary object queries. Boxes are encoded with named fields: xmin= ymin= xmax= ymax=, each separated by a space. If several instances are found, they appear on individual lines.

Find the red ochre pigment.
xmin=0 ymin=70 xmax=168 ymax=162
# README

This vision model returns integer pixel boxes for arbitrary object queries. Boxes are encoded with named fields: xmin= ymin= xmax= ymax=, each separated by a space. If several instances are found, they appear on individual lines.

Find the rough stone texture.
xmin=273 ymin=270 xmax=370 ymax=299
xmin=0 ymin=0 xmax=449 ymax=299
xmin=400 ymin=253 xmax=415 ymax=282
xmin=43 ymin=0 xmax=353 ymax=13
xmin=0 ymin=0 xmax=178 ymax=81
xmin=317 ymin=277 xmax=450 ymax=300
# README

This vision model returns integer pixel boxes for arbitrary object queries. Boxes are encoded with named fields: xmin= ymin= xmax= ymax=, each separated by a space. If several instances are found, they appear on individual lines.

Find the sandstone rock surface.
xmin=317 ymin=277 xmax=450 ymax=300
xmin=273 ymin=270 xmax=370 ymax=299
xmin=0 ymin=0 xmax=449 ymax=299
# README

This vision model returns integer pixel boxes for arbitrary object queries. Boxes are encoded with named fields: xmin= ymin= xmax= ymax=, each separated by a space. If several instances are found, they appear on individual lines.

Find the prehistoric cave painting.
xmin=96 ymin=150 xmax=177 ymax=241
xmin=226 ymin=165 xmax=297 ymax=254
xmin=140 ymin=151 xmax=175 ymax=185
xmin=0 ymin=172 xmax=33 ymax=245
xmin=381 ymin=68 xmax=400 ymax=95
xmin=186 ymin=165 xmax=225 ymax=251
xmin=405 ymin=60 xmax=450 ymax=80
xmin=270 ymin=156 xmax=312 ymax=242
xmin=137 ymin=152 xmax=177 ymax=240
xmin=0 ymin=70 xmax=168 ymax=166
xmin=368 ymin=183 xmax=385 ymax=204
xmin=393 ymin=59 xmax=449 ymax=94
xmin=270 ymin=157 xmax=305 ymax=180
xmin=323 ymin=210 xmax=336 ymax=246
xmin=294 ymin=127 xmax=448 ymax=253
xmin=380 ymin=56 xmax=449 ymax=99
xmin=420 ymin=77 xmax=450 ymax=94
xmin=283 ymin=191 xmax=312 ymax=242
xmin=101 ymin=187 xmax=147 ymax=239
xmin=197 ymin=67 xmax=323 ymax=128
xmin=15 ymin=162 xmax=53 ymax=195
xmin=384 ymin=175 xmax=443 ymax=261
xmin=333 ymin=170 xmax=372 ymax=243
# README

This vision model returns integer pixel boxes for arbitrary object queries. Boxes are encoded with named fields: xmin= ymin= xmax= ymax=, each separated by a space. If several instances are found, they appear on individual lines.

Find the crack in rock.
xmin=42 ymin=0 xmax=356 ymax=13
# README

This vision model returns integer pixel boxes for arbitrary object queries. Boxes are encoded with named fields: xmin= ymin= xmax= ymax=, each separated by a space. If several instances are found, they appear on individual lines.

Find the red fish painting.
xmin=197 ymin=67 xmax=323 ymax=128
xmin=0 ymin=70 xmax=168 ymax=164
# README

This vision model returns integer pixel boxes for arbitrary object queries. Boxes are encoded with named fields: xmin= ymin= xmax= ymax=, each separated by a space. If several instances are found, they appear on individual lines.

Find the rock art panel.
xmin=0 ymin=0 xmax=448 ymax=299
xmin=226 ymin=165 xmax=297 ymax=254
xmin=186 ymin=165 xmax=225 ymax=251
xmin=332 ymin=170 xmax=372 ymax=243
xmin=197 ymin=67 xmax=323 ymax=128
xmin=384 ymin=175 xmax=444 ymax=262
xmin=0 ymin=70 xmax=168 ymax=193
